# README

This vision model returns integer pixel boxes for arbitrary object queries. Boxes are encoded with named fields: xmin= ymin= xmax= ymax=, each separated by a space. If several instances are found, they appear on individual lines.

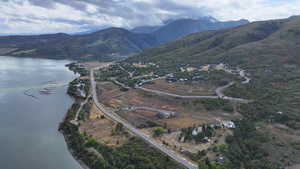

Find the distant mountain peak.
xmin=0 ymin=16 xmax=249 ymax=60
xmin=151 ymin=16 xmax=250 ymax=43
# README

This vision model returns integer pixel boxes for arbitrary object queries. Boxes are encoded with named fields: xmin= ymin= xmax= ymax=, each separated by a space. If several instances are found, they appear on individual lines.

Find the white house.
xmin=223 ymin=121 xmax=236 ymax=129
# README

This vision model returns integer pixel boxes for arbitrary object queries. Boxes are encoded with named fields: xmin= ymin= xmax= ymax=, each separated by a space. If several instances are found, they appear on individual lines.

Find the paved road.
xmin=136 ymin=70 xmax=252 ymax=103
xmin=112 ymin=79 xmax=131 ymax=89
xmin=137 ymin=86 xmax=219 ymax=99
xmin=240 ymin=70 xmax=251 ymax=84
xmin=137 ymin=82 xmax=251 ymax=103
xmin=90 ymin=67 xmax=198 ymax=169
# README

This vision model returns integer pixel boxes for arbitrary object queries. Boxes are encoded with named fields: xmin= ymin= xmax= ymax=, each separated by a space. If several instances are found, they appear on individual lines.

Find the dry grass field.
xmin=96 ymin=82 xmax=241 ymax=130
xmin=81 ymin=61 xmax=113 ymax=69
xmin=143 ymin=79 xmax=216 ymax=96
xmin=79 ymin=103 xmax=129 ymax=147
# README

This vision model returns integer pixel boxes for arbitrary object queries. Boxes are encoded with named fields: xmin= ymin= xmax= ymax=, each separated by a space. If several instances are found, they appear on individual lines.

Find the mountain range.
xmin=128 ymin=16 xmax=300 ymax=70
xmin=127 ymin=16 xmax=300 ymax=168
xmin=0 ymin=17 xmax=248 ymax=60
xmin=133 ymin=16 xmax=249 ymax=44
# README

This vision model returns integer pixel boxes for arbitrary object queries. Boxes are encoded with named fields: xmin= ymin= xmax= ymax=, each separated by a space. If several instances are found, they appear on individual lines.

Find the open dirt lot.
xmin=140 ymin=127 xmax=233 ymax=163
xmin=96 ymin=82 xmax=242 ymax=129
xmin=81 ymin=61 xmax=113 ymax=69
xmin=143 ymin=79 xmax=217 ymax=96
xmin=79 ymin=103 xmax=129 ymax=147
xmin=159 ymin=129 xmax=232 ymax=154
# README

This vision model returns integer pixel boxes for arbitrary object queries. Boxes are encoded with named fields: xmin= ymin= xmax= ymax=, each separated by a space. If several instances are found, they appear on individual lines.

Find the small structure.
xmin=133 ymin=62 xmax=148 ymax=68
xmin=180 ymin=66 xmax=197 ymax=72
xmin=215 ymin=63 xmax=225 ymax=70
xmin=186 ymin=67 xmax=197 ymax=72
xmin=192 ymin=126 xmax=203 ymax=136
xmin=223 ymin=121 xmax=236 ymax=129
xmin=156 ymin=111 xmax=177 ymax=119
xmin=201 ymin=65 xmax=210 ymax=71
xmin=277 ymin=111 xmax=283 ymax=115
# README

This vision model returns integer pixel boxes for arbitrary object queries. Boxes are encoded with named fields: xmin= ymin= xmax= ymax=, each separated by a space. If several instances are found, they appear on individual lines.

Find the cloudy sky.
xmin=0 ymin=0 xmax=300 ymax=35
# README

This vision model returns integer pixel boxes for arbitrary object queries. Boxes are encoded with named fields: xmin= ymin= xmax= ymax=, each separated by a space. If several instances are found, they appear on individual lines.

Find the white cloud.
xmin=0 ymin=0 xmax=300 ymax=34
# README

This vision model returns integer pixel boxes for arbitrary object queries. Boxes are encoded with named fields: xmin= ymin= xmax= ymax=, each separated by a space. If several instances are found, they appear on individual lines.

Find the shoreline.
xmin=59 ymin=63 xmax=90 ymax=169
xmin=60 ymin=130 xmax=90 ymax=169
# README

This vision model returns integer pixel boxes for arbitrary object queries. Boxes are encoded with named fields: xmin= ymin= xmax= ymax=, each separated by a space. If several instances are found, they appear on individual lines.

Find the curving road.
xmin=90 ymin=67 xmax=198 ymax=169
xmin=240 ymin=70 xmax=251 ymax=84
xmin=137 ymin=86 xmax=219 ymax=99
xmin=137 ymin=82 xmax=251 ymax=103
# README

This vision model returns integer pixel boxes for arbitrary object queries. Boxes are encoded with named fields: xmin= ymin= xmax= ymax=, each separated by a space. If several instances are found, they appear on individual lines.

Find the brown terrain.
xmin=96 ymin=81 xmax=241 ymax=130
xmin=79 ymin=103 xmax=129 ymax=147
xmin=143 ymin=79 xmax=216 ymax=96
xmin=77 ymin=64 xmax=243 ymax=164
xmin=159 ymin=129 xmax=232 ymax=154
xmin=81 ymin=61 xmax=113 ymax=69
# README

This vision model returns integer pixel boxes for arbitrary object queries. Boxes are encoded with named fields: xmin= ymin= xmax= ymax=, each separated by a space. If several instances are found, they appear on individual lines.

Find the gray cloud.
xmin=1 ymin=0 xmax=300 ymax=35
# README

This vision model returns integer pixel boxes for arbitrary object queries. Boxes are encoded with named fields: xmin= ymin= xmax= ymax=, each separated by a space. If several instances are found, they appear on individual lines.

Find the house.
xmin=192 ymin=126 xmax=203 ymax=136
xmin=223 ymin=121 xmax=236 ymax=129
xmin=186 ymin=67 xmax=197 ymax=72
xmin=201 ymin=65 xmax=210 ymax=71
xmin=215 ymin=63 xmax=225 ymax=70
xmin=277 ymin=111 xmax=283 ymax=115
xmin=166 ymin=77 xmax=177 ymax=83
xmin=192 ymin=130 xmax=198 ymax=136
xmin=156 ymin=111 xmax=177 ymax=119
xmin=133 ymin=62 xmax=148 ymax=68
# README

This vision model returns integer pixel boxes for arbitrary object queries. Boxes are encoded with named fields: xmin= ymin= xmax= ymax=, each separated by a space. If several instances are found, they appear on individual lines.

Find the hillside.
xmin=131 ymin=25 xmax=162 ymax=34
xmin=151 ymin=17 xmax=249 ymax=43
xmin=0 ymin=28 xmax=157 ymax=60
xmin=0 ymin=17 xmax=248 ymax=60
xmin=126 ymin=17 xmax=300 ymax=168
xmin=129 ymin=17 xmax=300 ymax=70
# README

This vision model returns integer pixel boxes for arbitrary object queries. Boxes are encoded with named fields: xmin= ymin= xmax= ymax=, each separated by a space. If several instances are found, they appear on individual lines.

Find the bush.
xmin=152 ymin=128 xmax=164 ymax=137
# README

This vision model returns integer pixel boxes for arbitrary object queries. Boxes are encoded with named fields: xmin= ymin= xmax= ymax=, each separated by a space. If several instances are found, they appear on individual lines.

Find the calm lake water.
xmin=0 ymin=56 xmax=82 ymax=169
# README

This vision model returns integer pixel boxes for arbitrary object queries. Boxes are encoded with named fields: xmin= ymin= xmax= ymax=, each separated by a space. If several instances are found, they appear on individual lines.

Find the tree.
xmin=115 ymin=123 xmax=124 ymax=132
xmin=152 ymin=128 xmax=164 ymax=137
xmin=198 ymin=161 xmax=209 ymax=169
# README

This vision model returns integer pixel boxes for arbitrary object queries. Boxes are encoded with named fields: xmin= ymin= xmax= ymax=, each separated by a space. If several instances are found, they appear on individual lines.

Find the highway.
xmin=90 ymin=67 xmax=199 ymax=169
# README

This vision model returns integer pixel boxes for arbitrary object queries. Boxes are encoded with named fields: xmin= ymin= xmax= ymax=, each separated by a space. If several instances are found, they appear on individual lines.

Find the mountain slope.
xmin=127 ymin=16 xmax=300 ymax=132
xmin=126 ymin=17 xmax=300 ymax=168
xmin=0 ymin=17 xmax=249 ymax=60
xmin=131 ymin=25 xmax=162 ymax=34
xmin=151 ymin=17 xmax=249 ymax=43
xmin=128 ymin=17 xmax=300 ymax=70
xmin=0 ymin=28 xmax=157 ymax=60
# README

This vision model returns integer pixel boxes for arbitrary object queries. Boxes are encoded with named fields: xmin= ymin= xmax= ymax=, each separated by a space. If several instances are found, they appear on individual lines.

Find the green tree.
xmin=198 ymin=161 xmax=209 ymax=169
xmin=152 ymin=128 xmax=164 ymax=137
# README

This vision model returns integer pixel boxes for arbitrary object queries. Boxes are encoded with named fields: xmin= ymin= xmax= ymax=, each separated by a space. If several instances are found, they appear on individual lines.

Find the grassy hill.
xmin=128 ymin=17 xmax=300 ymax=126
xmin=151 ymin=17 xmax=249 ymax=43
xmin=0 ymin=17 xmax=248 ymax=60
xmin=127 ymin=17 xmax=300 ymax=168
xmin=128 ymin=17 xmax=300 ymax=70
xmin=0 ymin=28 xmax=157 ymax=60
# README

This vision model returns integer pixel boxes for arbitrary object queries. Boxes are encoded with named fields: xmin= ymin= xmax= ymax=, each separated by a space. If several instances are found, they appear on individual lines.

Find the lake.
xmin=0 ymin=56 xmax=82 ymax=169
